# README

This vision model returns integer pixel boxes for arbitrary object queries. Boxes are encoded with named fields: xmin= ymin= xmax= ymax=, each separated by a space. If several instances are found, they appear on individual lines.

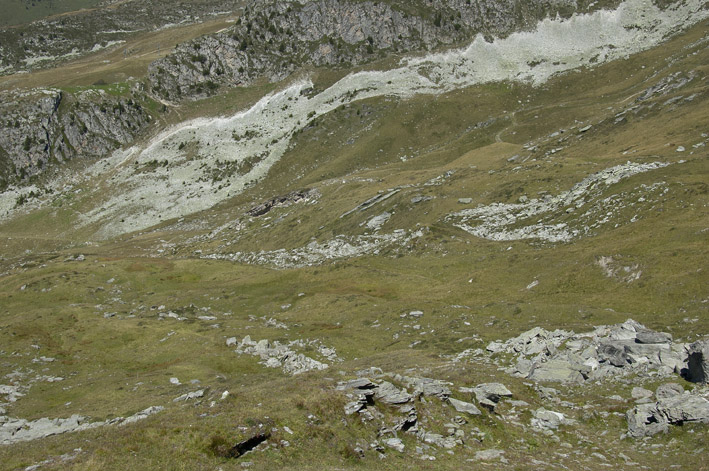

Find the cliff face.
xmin=0 ymin=88 xmax=151 ymax=189
xmin=148 ymin=0 xmax=608 ymax=102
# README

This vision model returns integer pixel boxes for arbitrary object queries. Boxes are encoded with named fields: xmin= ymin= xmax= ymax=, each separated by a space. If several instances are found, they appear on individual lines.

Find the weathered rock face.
xmin=0 ymin=88 xmax=150 ymax=190
xmin=626 ymin=385 xmax=709 ymax=437
xmin=147 ymin=0 xmax=590 ymax=101
xmin=0 ymin=0 xmax=242 ymax=75
xmin=0 ymin=406 xmax=163 ymax=445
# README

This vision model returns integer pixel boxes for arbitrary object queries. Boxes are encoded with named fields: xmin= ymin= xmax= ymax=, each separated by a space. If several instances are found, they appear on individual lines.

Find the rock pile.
xmin=488 ymin=319 xmax=693 ymax=384
xmin=230 ymin=336 xmax=338 ymax=375
xmin=337 ymin=373 xmax=514 ymax=453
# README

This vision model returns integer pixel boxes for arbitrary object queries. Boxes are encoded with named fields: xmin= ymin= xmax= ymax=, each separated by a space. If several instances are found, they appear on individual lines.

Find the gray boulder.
xmin=409 ymin=377 xmax=450 ymax=400
xmin=657 ymin=394 xmax=709 ymax=425
xmin=531 ymin=408 xmax=575 ymax=430
xmin=598 ymin=342 xmax=630 ymax=367
xmin=626 ymin=403 xmax=669 ymax=438
xmin=384 ymin=437 xmax=405 ymax=452
xmin=449 ymin=398 xmax=481 ymax=416
xmin=471 ymin=383 xmax=513 ymax=410
xmin=687 ymin=340 xmax=709 ymax=383
xmin=529 ymin=359 xmax=585 ymax=384
xmin=337 ymin=378 xmax=376 ymax=391
xmin=655 ymin=383 xmax=684 ymax=400
xmin=374 ymin=382 xmax=412 ymax=405
xmin=636 ymin=331 xmax=672 ymax=344
xmin=631 ymin=387 xmax=653 ymax=401
xmin=472 ymin=383 xmax=513 ymax=402
xmin=626 ymin=387 xmax=709 ymax=437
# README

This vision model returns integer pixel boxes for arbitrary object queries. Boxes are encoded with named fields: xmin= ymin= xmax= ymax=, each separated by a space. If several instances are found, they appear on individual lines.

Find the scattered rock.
xmin=246 ymin=189 xmax=318 ymax=217
xmin=531 ymin=408 xmax=575 ymax=430
xmin=365 ymin=212 xmax=391 ymax=231
xmin=384 ymin=437 xmax=405 ymax=452
xmin=475 ymin=449 xmax=506 ymax=461
xmin=411 ymin=196 xmax=432 ymax=204
xmin=234 ymin=336 xmax=336 ymax=375
xmin=470 ymin=383 xmax=513 ymax=411
xmin=407 ymin=377 xmax=450 ymax=400
xmin=173 ymin=390 xmax=205 ymax=402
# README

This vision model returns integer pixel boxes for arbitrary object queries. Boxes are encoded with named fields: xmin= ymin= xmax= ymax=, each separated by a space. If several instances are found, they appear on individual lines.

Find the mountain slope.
xmin=0 ymin=1 xmax=708 ymax=469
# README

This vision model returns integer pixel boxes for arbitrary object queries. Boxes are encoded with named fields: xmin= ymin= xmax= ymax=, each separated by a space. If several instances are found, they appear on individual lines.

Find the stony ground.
xmin=0 ymin=0 xmax=708 ymax=469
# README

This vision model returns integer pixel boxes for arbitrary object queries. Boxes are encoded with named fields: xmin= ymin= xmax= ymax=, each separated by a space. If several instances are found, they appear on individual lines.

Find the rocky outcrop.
xmin=147 ymin=0 xmax=590 ymax=101
xmin=231 ymin=335 xmax=339 ymax=375
xmin=487 ymin=319 xmax=692 ymax=384
xmin=337 ymin=372 xmax=513 ymax=454
xmin=0 ymin=87 xmax=150 ymax=190
xmin=246 ymin=189 xmax=319 ymax=217
xmin=626 ymin=384 xmax=709 ymax=437
xmin=447 ymin=161 xmax=671 ymax=243
xmin=0 ymin=406 xmax=163 ymax=445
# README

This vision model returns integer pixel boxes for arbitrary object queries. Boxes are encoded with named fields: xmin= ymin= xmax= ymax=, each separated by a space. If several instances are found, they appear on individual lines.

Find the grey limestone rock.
xmin=631 ymin=387 xmax=653 ymax=401
xmin=598 ymin=342 xmax=631 ymax=367
xmin=626 ymin=386 xmax=709 ymax=437
xmin=383 ymin=437 xmax=405 ymax=452
xmin=636 ymin=331 xmax=672 ymax=344
xmin=531 ymin=408 xmax=575 ymax=430
xmin=173 ymin=389 xmax=205 ymax=402
xmin=655 ymin=383 xmax=684 ymax=400
xmin=0 ymin=88 xmax=150 ymax=186
xmin=475 ymin=449 xmax=506 ymax=461
xmin=374 ymin=381 xmax=413 ymax=405
xmin=337 ymin=378 xmax=376 ymax=391
xmin=408 ymin=377 xmax=450 ymax=400
xmin=147 ymin=0 xmax=591 ymax=102
xmin=471 ymin=383 xmax=513 ymax=410
xmin=449 ymin=398 xmax=481 ymax=416
xmin=529 ymin=359 xmax=586 ymax=384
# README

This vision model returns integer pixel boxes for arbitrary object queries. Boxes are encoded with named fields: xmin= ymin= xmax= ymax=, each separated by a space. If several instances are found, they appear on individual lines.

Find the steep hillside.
xmin=0 ymin=0 xmax=708 ymax=470
xmin=148 ymin=0 xmax=623 ymax=101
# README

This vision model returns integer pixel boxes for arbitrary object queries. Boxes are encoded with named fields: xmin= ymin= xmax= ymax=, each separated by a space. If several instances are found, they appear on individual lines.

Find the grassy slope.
xmin=0 ymin=0 xmax=105 ymax=27
xmin=0 ymin=15 xmax=707 ymax=471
